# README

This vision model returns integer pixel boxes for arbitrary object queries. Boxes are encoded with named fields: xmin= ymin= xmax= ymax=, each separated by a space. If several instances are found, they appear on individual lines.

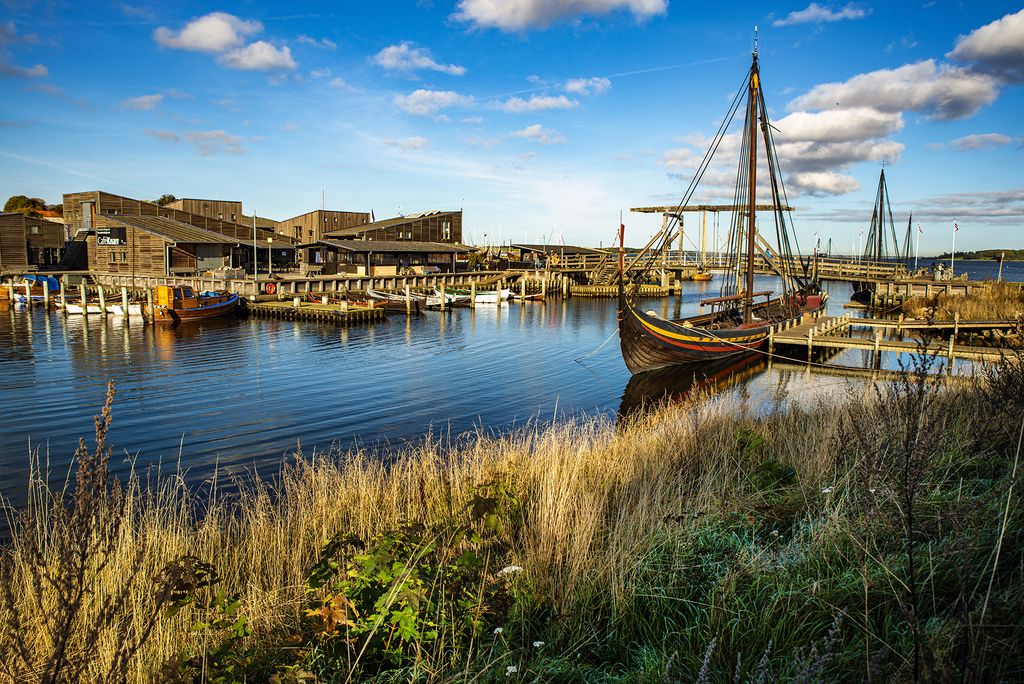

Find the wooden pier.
xmin=768 ymin=314 xmax=1016 ymax=363
xmin=240 ymin=299 xmax=386 ymax=324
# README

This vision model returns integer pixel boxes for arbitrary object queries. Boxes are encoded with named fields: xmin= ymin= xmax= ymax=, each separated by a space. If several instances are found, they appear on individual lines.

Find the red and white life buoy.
xmin=265 ymin=282 xmax=277 ymax=295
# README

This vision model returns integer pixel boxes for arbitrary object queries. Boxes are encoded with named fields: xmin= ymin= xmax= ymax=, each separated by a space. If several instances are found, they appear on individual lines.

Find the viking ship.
xmin=618 ymin=44 xmax=826 ymax=375
xmin=851 ymin=167 xmax=902 ymax=303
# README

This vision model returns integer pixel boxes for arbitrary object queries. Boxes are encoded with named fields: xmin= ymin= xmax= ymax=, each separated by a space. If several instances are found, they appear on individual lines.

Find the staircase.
xmin=589 ymin=256 xmax=619 ymax=285
xmin=58 ymin=231 xmax=89 ymax=270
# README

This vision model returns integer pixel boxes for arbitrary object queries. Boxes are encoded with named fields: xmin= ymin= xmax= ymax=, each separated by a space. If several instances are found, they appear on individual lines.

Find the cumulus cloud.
xmin=773 ymin=2 xmax=868 ymax=27
xmin=0 ymin=61 xmax=46 ymax=78
xmin=383 ymin=136 xmax=430 ymax=151
xmin=154 ymin=12 xmax=261 ymax=53
xmin=947 ymin=8 xmax=1024 ymax=82
xmin=373 ymin=42 xmax=466 ymax=76
xmin=787 ymin=171 xmax=860 ymax=196
xmin=565 ymin=76 xmax=611 ymax=95
xmin=121 ymin=93 xmax=164 ymax=110
xmin=453 ymin=0 xmax=667 ymax=31
xmin=218 ymin=41 xmax=296 ymax=71
xmin=500 ymin=94 xmax=578 ymax=112
xmin=394 ymin=89 xmax=474 ymax=115
xmin=296 ymin=34 xmax=337 ymax=50
xmin=510 ymin=123 xmax=566 ymax=145
xmin=773 ymin=108 xmax=904 ymax=142
xmin=789 ymin=60 xmax=998 ymax=121
xmin=154 ymin=12 xmax=296 ymax=72
xmin=947 ymin=133 xmax=1015 ymax=151
xmin=328 ymin=77 xmax=355 ymax=90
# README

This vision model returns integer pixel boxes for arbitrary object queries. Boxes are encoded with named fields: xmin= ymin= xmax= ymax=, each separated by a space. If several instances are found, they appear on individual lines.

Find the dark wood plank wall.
xmin=63 ymin=191 xmax=279 ymax=243
xmin=275 ymin=210 xmax=370 ymax=243
xmin=364 ymin=212 xmax=463 ymax=243
xmin=167 ymin=199 xmax=244 ymax=223
xmin=0 ymin=213 xmax=28 ymax=268
xmin=88 ymin=216 xmax=168 ymax=277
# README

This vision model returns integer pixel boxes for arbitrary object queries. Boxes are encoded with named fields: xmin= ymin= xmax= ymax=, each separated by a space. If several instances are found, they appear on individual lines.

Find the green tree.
xmin=156 ymin=194 xmax=178 ymax=206
xmin=4 ymin=195 xmax=47 ymax=217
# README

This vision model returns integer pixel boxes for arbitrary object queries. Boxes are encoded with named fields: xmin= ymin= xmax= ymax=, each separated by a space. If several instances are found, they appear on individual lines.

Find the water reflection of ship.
xmin=619 ymin=352 xmax=766 ymax=417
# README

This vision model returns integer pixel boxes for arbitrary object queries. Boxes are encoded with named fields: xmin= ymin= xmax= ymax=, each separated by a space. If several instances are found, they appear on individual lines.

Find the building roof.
xmin=302 ymin=239 xmax=472 ymax=254
xmin=511 ymin=243 xmax=606 ymax=255
xmin=323 ymin=210 xmax=459 ymax=238
xmin=100 ymin=214 xmax=239 ymax=245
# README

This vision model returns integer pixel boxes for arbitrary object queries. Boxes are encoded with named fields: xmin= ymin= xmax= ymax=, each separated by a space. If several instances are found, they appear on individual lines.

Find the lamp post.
xmin=252 ymin=214 xmax=258 ymax=299
xmin=267 ymin=237 xmax=273 ymax=276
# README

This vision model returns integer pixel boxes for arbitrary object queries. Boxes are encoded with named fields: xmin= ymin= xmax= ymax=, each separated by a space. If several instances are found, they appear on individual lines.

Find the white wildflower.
xmin=493 ymin=627 xmax=503 ymax=635
xmin=506 ymin=665 xmax=518 ymax=675
xmin=868 ymin=488 xmax=876 ymax=494
xmin=533 ymin=640 xmax=545 ymax=648
xmin=497 ymin=565 xmax=523 ymax=576
xmin=821 ymin=486 xmax=833 ymax=494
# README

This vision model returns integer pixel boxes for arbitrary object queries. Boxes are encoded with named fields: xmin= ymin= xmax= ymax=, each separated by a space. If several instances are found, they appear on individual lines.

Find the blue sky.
xmin=1 ymin=1 xmax=1022 ymax=255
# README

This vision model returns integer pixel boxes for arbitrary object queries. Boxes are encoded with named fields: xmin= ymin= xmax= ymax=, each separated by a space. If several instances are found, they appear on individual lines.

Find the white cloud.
xmin=394 ymin=89 xmax=474 ymax=115
xmin=773 ymin=2 xmax=868 ymax=27
xmin=310 ymin=67 xmax=331 ymax=79
xmin=565 ymin=76 xmax=611 ymax=95
xmin=145 ymin=129 xmax=180 ymax=143
xmin=773 ymin=108 xmax=903 ymax=143
xmin=786 ymin=171 xmax=860 ymax=196
xmin=510 ymin=123 xmax=566 ymax=145
xmin=328 ymin=77 xmax=355 ymax=90
xmin=218 ymin=41 xmax=296 ymax=71
xmin=154 ymin=12 xmax=261 ymax=53
xmin=373 ymin=42 xmax=466 ymax=76
xmin=500 ymin=94 xmax=578 ymax=112
xmin=383 ymin=136 xmax=430 ymax=151
xmin=121 ymin=93 xmax=164 ymax=110
xmin=948 ymin=133 xmax=1015 ymax=151
xmin=0 ymin=21 xmax=46 ymax=78
xmin=947 ymin=9 xmax=1024 ymax=82
xmin=296 ymin=34 xmax=337 ymax=50
xmin=453 ymin=0 xmax=667 ymax=31
xmin=789 ymin=60 xmax=998 ymax=121
xmin=182 ymin=130 xmax=246 ymax=156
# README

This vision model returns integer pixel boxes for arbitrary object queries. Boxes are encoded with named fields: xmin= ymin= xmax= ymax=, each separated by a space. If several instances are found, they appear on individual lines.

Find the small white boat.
xmin=107 ymin=303 xmax=144 ymax=317
xmin=60 ymin=303 xmax=103 ymax=315
xmin=445 ymin=287 xmax=510 ymax=304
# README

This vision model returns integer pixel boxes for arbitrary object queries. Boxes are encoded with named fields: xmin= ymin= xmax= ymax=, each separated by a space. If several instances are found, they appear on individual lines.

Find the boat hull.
xmin=618 ymin=293 xmax=827 ymax=375
xmin=154 ymin=293 xmax=239 ymax=323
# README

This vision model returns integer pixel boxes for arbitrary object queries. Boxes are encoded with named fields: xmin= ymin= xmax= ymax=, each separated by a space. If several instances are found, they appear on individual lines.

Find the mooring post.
xmin=521 ymin=277 xmax=526 ymax=299
xmin=873 ymin=329 xmax=882 ymax=356
xmin=42 ymin=279 xmax=50 ymax=308
xmin=953 ymin=310 xmax=960 ymax=339
xmin=5 ymin=281 xmax=13 ymax=304
xmin=23 ymin=281 xmax=32 ymax=306
xmin=541 ymin=277 xmax=547 ymax=299
xmin=146 ymin=288 xmax=154 ymax=322
xmin=470 ymin=282 xmax=476 ymax=309
xmin=59 ymin=278 xmax=66 ymax=314
xmin=293 ymin=296 xmax=300 ymax=309
xmin=405 ymin=285 xmax=411 ymax=315
xmin=807 ymin=328 xmax=814 ymax=361
xmin=98 ymin=286 xmax=108 ymax=315
xmin=79 ymin=283 xmax=87 ymax=311
xmin=768 ymin=325 xmax=774 ymax=354
xmin=440 ymin=283 xmax=446 ymax=311
xmin=121 ymin=287 xmax=129 ymax=318
xmin=562 ymin=275 xmax=569 ymax=298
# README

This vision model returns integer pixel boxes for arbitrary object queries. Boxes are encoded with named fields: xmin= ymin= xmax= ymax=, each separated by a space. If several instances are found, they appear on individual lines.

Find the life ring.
xmin=265 ymin=282 xmax=277 ymax=295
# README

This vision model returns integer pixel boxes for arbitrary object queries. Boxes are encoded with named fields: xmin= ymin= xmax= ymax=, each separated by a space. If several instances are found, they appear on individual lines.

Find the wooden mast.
xmin=744 ymin=50 xmax=759 ymax=323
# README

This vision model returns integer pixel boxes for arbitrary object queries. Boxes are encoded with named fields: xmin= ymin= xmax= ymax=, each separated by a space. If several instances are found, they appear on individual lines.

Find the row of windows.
xmin=107 ymin=251 xmax=129 ymax=263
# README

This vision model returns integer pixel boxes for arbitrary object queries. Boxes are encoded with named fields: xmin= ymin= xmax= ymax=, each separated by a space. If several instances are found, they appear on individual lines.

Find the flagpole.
xmin=950 ymin=219 xmax=957 ymax=276
xmin=914 ymin=225 xmax=921 ymax=271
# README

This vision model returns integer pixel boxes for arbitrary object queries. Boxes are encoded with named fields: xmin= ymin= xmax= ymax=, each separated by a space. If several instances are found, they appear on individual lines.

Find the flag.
xmin=918 ymin=224 xmax=923 ymax=233
xmin=954 ymin=220 xmax=958 ymax=232
xmin=371 ymin=209 xmax=375 ymax=222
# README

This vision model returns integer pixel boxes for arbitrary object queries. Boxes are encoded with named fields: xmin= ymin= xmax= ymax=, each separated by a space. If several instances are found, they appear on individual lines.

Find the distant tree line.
xmin=3 ymin=195 xmax=62 ymax=218
xmin=932 ymin=249 xmax=1024 ymax=261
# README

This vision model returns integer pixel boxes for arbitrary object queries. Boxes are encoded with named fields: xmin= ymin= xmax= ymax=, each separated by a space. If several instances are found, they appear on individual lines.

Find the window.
xmin=443 ymin=221 xmax=451 ymax=240
xmin=294 ymin=226 xmax=301 ymax=239
xmin=218 ymin=213 xmax=223 ymax=220
xmin=231 ymin=213 xmax=236 ymax=221
xmin=108 ymin=252 xmax=117 ymax=263
xmin=120 ymin=251 xmax=128 ymax=263
xmin=29 ymin=225 xmax=40 ymax=235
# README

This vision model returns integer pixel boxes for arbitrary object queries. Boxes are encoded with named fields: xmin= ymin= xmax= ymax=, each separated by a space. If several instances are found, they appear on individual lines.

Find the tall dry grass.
xmin=2 ymin=358 xmax=1023 ymax=682
xmin=902 ymin=281 xmax=1024 ymax=320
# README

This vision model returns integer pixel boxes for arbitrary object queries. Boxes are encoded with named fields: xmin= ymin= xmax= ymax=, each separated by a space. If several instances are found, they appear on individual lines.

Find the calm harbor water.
xmin=1 ymin=260 xmax=1020 ymax=506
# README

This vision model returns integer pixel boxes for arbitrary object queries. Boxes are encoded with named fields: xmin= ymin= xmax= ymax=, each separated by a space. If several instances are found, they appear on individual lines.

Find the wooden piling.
xmin=520 ymin=277 xmax=526 ymax=299
xmin=98 ymin=286 xmax=107 ymax=315
xmin=405 ymin=285 xmax=411 ymax=315
xmin=541 ymin=277 xmax=547 ymax=299
xmin=42 ymin=280 xmax=49 ymax=308
xmin=5 ymin=282 xmax=13 ymax=304
xmin=440 ymin=284 xmax=446 ymax=311
xmin=79 ymin=283 xmax=87 ymax=310
xmin=470 ymin=282 xmax=476 ymax=309
xmin=146 ymin=288 xmax=154 ymax=322
xmin=59 ymin=278 xmax=66 ymax=315
xmin=23 ymin=282 xmax=32 ymax=306
xmin=562 ymin=275 xmax=569 ymax=298
xmin=121 ymin=287 xmax=129 ymax=318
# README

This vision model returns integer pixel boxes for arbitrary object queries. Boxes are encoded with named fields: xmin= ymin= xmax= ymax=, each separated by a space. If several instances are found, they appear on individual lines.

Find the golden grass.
xmin=0 ymin=375 xmax=980 ymax=681
xmin=902 ymin=281 xmax=1024 ymax=320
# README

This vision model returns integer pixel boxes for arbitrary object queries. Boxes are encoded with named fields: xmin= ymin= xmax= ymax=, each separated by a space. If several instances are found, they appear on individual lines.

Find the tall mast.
xmin=744 ymin=48 xmax=759 ymax=323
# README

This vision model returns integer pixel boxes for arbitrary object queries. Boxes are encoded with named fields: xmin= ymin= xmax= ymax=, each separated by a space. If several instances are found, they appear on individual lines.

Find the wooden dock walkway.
xmin=241 ymin=299 xmax=386 ymax=324
xmin=769 ymin=314 xmax=1016 ymax=363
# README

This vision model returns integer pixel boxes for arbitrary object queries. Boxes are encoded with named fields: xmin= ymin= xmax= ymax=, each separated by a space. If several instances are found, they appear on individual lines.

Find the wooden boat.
xmin=1 ymin=275 xmax=61 ymax=303
xmin=618 ymin=45 xmax=826 ymax=375
xmin=305 ymin=291 xmax=388 ymax=309
xmin=153 ymin=285 xmax=238 ymax=323
xmin=446 ymin=287 xmax=510 ymax=304
xmin=691 ymin=270 xmax=713 ymax=282
xmin=365 ymin=289 xmax=424 ymax=314
xmin=508 ymin=292 xmax=545 ymax=302
xmin=852 ymin=167 xmax=901 ymax=303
